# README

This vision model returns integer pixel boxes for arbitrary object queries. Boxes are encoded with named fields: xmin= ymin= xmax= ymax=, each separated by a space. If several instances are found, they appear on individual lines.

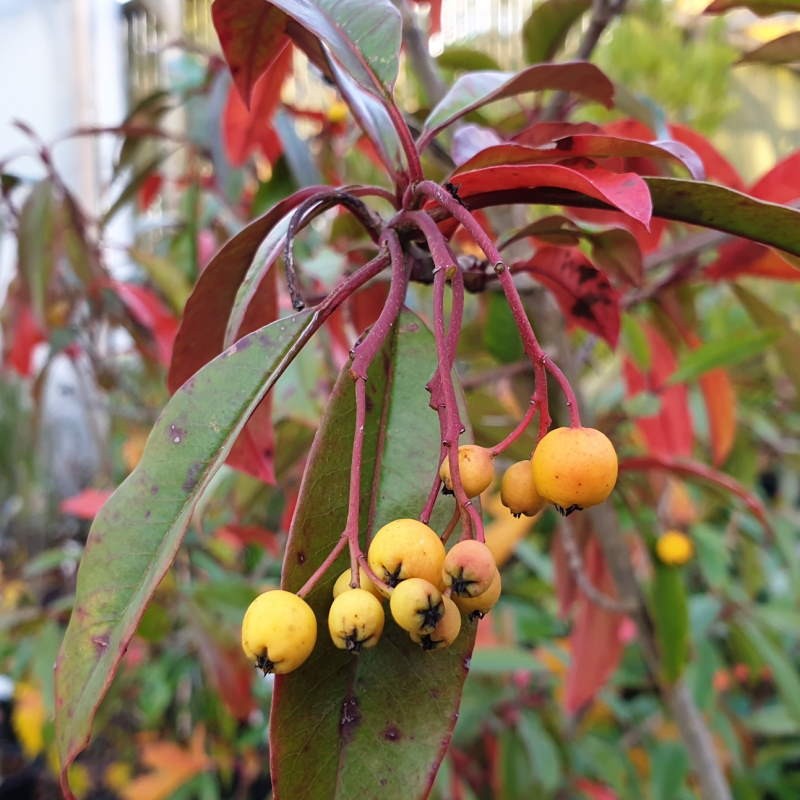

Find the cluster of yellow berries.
xmin=241 ymin=425 xmax=619 ymax=676
xmin=241 ymin=518 xmax=502 ymax=675
xmin=448 ymin=426 xmax=618 ymax=518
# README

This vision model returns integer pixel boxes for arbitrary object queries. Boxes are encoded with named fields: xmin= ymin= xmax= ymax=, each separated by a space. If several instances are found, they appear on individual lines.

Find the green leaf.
xmin=18 ymin=180 xmax=57 ymax=322
xmin=652 ymin=741 xmax=689 ymax=800
xmin=437 ymin=46 xmax=501 ymax=72
xmin=736 ymin=615 xmax=800 ymax=725
xmin=650 ymin=564 xmax=690 ymax=684
xmin=669 ymin=328 xmax=778 ymax=384
xmin=268 ymin=0 xmax=401 ymax=97
xmin=485 ymin=293 xmax=525 ymax=364
xmin=517 ymin=710 xmax=562 ymax=792
xmin=522 ymin=0 xmax=592 ymax=63
xmin=731 ymin=284 xmax=800 ymax=396
xmin=129 ymin=247 xmax=193 ymax=314
xmin=54 ymin=309 xmax=316 ymax=792
xmin=270 ymin=311 xmax=476 ymax=800
xmin=468 ymin=647 xmax=542 ymax=675
xmin=646 ymin=177 xmax=800 ymax=256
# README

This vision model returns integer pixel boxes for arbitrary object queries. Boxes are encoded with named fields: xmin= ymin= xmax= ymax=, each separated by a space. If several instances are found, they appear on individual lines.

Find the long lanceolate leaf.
xmin=271 ymin=310 xmax=476 ymax=800
xmin=418 ymin=62 xmax=615 ymax=149
xmin=55 ymin=310 xmax=315 ymax=799
xmin=264 ymin=0 xmax=401 ymax=97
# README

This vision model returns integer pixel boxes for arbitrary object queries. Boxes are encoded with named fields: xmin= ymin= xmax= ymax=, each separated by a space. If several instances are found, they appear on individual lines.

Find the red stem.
xmin=297 ymin=535 xmax=348 ymax=598
xmin=347 ymin=377 xmax=368 ymax=585
xmin=619 ymin=455 xmax=773 ymax=538
xmin=385 ymin=102 xmax=424 ymax=187
xmin=490 ymin=398 xmax=538 ymax=457
xmin=414 ymin=180 xmax=582 ymax=430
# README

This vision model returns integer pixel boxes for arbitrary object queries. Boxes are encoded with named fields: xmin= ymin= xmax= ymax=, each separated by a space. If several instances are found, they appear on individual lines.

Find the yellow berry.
xmin=531 ymin=427 xmax=618 ymax=514
xmin=439 ymin=445 xmax=494 ymax=498
xmin=332 ymin=567 xmax=383 ymax=601
xmin=241 ymin=590 xmax=317 ymax=675
xmin=389 ymin=578 xmax=444 ymax=634
xmin=442 ymin=539 xmax=497 ymax=598
xmin=655 ymin=530 xmax=694 ymax=566
xmin=500 ymin=460 xmax=545 ymax=517
xmin=411 ymin=596 xmax=462 ymax=650
xmin=367 ymin=518 xmax=445 ymax=594
xmin=328 ymin=588 xmax=385 ymax=652
xmin=454 ymin=569 xmax=502 ymax=620
xmin=327 ymin=100 xmax=348 ymax=124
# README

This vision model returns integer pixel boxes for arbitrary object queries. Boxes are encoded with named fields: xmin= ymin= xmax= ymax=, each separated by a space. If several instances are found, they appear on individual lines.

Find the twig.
xmin=392 ymin=0 xmax=447 ymax=105
xmin=543 ymin=0 xmax=629 ymax=121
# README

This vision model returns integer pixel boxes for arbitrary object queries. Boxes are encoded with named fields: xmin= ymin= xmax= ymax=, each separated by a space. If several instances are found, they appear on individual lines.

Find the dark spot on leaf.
xmin=297 ymin=551 xmax=306 ymax=565
xmin=150 ymin=485 xmax=159 ymax=496
xmin=144 ymin=510 xmax=151 ymax=519
xmin=182 ymin=462 xmax=203 ymax=492
xmin=340 ymin=695 xmax=361 ymax=743
xmin=556 ymin=136 xmax=574 ymax=151
xmin=577 ymin=264 xmax=597 ymax=284
xmin=235 ymin=336 xmax=253 ymax=352
xmin=365 ymin=394 xmax=374 ymax=414
xmin=91 ymin=634 xmax=109 ymax=652
xmin=379 ymin=779 xmax=387 ymax=787
xmin=383 ymin=725 xmax=402 ymax=742
xmin=183 ymin=377 xmax=195 ymax=393
xmin=571 ymin=297 xmax=597 ymax=321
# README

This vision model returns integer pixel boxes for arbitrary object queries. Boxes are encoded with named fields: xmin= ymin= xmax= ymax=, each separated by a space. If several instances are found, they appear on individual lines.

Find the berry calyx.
xmin=531 ymin=427 xmax=618 ymax=514
xmin=367 ymin=518 xmax=445 ymax=594
xmin=328 ymin=588 xmax=385 ymax=652
xmin=332 ymin=567 xmax=383 ymax=601
xmin=241 ymin=589 xmax=317 ymax=675
xmin=439 ymin=445 xmax=494 ymax=498
xmin=442 ymin=539 xmax=496 ymax=598
xmin=411 ymin=596 xmax=462 ymax=650
xmin=655 ymin=530 xmax=694 ymax=566
xmin=500 ymin=460 xmax=545 ymax=517
xmin=454 ymin=569 xmax=502 ymax=620
xmin=389 ymin=578 xmax=444 ymax=634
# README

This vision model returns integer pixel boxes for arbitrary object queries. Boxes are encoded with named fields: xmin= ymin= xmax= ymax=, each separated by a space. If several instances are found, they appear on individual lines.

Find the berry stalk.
xmin=415 ymin=180 xmax=582 ymax=430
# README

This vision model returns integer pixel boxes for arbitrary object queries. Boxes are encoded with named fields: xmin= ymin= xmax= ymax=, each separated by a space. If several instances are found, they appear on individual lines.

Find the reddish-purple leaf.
xmin=449 ymin=162 xmax=653 ymax=227
xmin=212 ymin=0 xmax=291 ymax=106
xmin=222 ymin=43 xmax=292 ymax=166
xmin=513 ymin=246 xmax=621 ymax=347
xmin=419 ymin=62 xmax=615 ymax=148
xmin=704 ymin=0 xmax=800 ymax=15
xmin=168 ymin=185 xmax=326 ymax=393
xmin=452 ymin=136 xmax=703 ymax=179
xmin=452 ymin=124 xmax=503 ymax=166
xmin=668 ymin=123 xmax=744 ymax=190
xmin=565 ymin=536 xmax=625 ymax=713
xmin=739 ymin=31 xmax=800 ymax=64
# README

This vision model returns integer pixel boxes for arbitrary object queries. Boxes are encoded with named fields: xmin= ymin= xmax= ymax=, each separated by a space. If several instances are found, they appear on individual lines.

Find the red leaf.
xmin=513 ymin=246 xmax=621 ymax=347
xmin=576 ymin=779 xmax=619 ymax=800
xmin=194 ymin=626 xmax=255 ymax=721
xmin=225 ymin=268 xmax=279 ymax=484
xmin=565 ymin=537 xmax=625 ymax=713
xmin=222 ymin=42 xmax=292 ymax=166
xmin=60 ymin=489 xmax=114 ymax=520
xmin=212 ymin=0 xmax=290 ymax=106
xmin=113 ymin=282 xmax=179 ymax=367
xmin=668 ymin=124 xmax=744 ymax=190
xmin=448 ymin=163 xmax=652 ymax=227
xmin=514 ymin=120 xmax=601 ymax=147
xmin=137 ymin=173 xmax=163 ymax=212
xmin=4 ymin=303 xmax=45 ymax=377
xmin=168 ymin=185 xmax=326 ymax=393
xmin=623 ymin=325 xmax=694 ymax=458
xmin=215 ymin=524 xmax=280 ymax=554
xmin=227 ymin=396 xmax=276 ymax=484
